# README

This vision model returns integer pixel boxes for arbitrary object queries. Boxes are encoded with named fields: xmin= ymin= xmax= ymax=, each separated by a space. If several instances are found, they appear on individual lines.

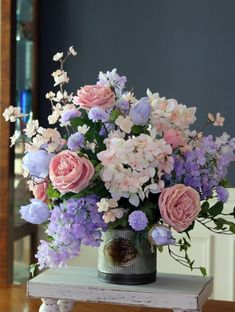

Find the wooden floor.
xmin=0 ymin=285 xmax=234 ymax=312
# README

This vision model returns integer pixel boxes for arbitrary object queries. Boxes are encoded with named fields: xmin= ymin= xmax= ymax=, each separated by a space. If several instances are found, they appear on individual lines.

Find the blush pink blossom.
xmin=49 ymin=150 xmax=94 ymax=194
xmin=158 ymin=184 xmax=201 ymax=232
xmin=164 ymin=129 xmax=186 ymax=149
xmin=73 ymin=85 xmax=115 ymax=109
xmin=32 ymin=182 xmax=48 ymax=202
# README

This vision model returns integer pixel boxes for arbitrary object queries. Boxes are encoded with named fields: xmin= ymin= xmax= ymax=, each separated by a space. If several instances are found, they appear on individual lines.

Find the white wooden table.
xmin=27 ymin=266 xmax=213 ymax=312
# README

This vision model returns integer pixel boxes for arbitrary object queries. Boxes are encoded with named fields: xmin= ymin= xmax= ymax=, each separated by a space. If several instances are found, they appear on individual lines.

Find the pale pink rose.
xmin=49 ymin=150 xmax=94 ymax=194
xmin=33 ymin=182 xmax=48 ymax=202
xmin=73 ymin=85 xmax=115 ymax=109
xmin=164 ymin=129 xmax=185 ymax=149
xmin=159 ymin=184 xmax=201 ymax=232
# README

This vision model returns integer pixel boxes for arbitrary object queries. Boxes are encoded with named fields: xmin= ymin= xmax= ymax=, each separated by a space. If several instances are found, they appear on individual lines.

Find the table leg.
xmin=57 ymin=299 xmax=75 ymax=312
xmin=39 ymin=298 xmax=60 ymax=312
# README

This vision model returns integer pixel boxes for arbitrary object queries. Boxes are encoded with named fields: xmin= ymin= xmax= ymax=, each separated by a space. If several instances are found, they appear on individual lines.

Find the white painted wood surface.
xmin=27 ymin=266 xmax=213 ymax=312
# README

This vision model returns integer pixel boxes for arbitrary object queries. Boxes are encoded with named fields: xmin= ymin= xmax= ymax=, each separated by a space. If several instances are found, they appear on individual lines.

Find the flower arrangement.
xmin=3 ymin=47 xmax=235 ymax=276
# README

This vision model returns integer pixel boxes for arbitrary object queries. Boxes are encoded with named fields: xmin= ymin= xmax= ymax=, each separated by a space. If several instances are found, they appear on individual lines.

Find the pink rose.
xmin=33 ymin=182 xmax=48 ymax=202
xmin=73 ymin=85 xmax=115 ymax=109
xmin=49 ymin=150 xmax=94 ymax=194
xmin=159 ymin=184 xmax=201 ymax=232
xmin=164 ymin=129 xmax=185 ymax=149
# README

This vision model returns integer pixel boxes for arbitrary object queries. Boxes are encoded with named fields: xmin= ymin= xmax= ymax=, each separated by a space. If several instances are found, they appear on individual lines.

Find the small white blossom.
xmin=23 ymin=120 xmax=39 ymax=138
xmin=45 ymin=91 xmax=55 ymax=99
xmin=115 ymin=115 xmax=133 ymax=134
xmin=103 ymin=208 xmax=124 ymax=223
xmin=69 ymin=46 xmax=77 ymax=56
xmin=97 ymin=198 xmax=109 ymax=212
xmin=10 ymin=134 xmax=17 ymax=147
xmin=48 ymin=103 xmax=62 ymax=124
xmin=27 ymin=180 xmax=35 ymax=191
xmin=53 ymin=70 xmax=69 ymax=86
xmin=3 ymin=106 xmax=28 ymax=122
xmin=122 ymin=91 xmax=136 ymax=103
xmin=53 ymin=52 xmax=63 ymax=61
xmin=52 ymin=90 xmax=73 ymax=103
xmin=77 ymin=124 xmax=90 ymax=134
xmin=86 ymin=141 xmax=96 ymax=153
xmin=51 ymin=69 xmax=62 ymax=77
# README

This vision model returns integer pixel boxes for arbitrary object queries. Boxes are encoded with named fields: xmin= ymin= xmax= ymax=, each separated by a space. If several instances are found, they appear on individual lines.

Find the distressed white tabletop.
xmin=27 ymin=266 xmax=213 ymax=312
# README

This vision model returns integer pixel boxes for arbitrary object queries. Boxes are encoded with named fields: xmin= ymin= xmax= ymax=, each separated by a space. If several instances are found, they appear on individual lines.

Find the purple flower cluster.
xmin=151 ymin=226 xmax=175 ymax=246
xmin=23 ymin=150 xmax=53 ymax=179
xmin=20 ymin=198 xmax=50 ymax=224
xmin=170 ymin=134 xmax=235 ymax=201
xmin=129 ymin=97 xmax=151 ymax=126
xmin=60 ymin=109 xmax=80 ymax=126
xmin=67 ymin=132 xmax=84 ymax=151
xmin=128 ymin=211 xmax=148 ymax=231
xmin=35 ymin=195 xmax=107 ymax=269
xmin=88 ymin=107 xmax=109 ymax=122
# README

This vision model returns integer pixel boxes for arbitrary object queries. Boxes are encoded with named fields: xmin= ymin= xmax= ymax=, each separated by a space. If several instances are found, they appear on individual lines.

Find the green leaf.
xmin=201 ymin=201 xmax=210 ymax=211
xmin=184 ymin=221 xmax=195 ymax=234
xmin=233 ymin=207 xmax=235 ymax=218
xmin=131 ymin=125 xmax=149 ymax=135
xmin=209 ymin=201 xmax=223 ymax=217
xmin=199 ymin=266 xmax=207 ymax=277
xmin=47 ymin=184 xmax=61 ymax=199
xmin=219 ymin=179 xmax=230 ymax=187
xmin=109 ymin=109 xmax=121 ymax=121
xmin=229 ymin=223 xmax=235 ymax=234
xmin=157 ymin=245 xmax=163 ymax=253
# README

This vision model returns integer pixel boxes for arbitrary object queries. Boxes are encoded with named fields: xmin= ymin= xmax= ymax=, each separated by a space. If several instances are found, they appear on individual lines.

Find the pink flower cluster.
xmin=149 ymin=92 xmax=197 ymax=134
xmin=98 ymin=132 xmax=174 ymax=206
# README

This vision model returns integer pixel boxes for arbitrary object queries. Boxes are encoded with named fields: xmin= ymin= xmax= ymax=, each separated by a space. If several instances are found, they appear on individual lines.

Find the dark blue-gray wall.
xmin=39 ymin=0 xmax=235 ymax=184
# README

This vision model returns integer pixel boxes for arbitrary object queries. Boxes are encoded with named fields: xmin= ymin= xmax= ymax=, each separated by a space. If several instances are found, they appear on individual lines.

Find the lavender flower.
xmin=170 ymin=134 xmax=235 ymax=200
xmin=60 ymin=109 xmax=80 ymax=126
xmin=216 ymin=186 xmax=229 ymax=203
xmin=128 ymin=211 xmax=148 ymax=231
xmin=88 ymin=107 xmax=109 ymax=122
xmin=20 ymin=199 xmax=50 ymax=224
xmin=116 ymin=99 xmax=130 ymax=115
xmin=67 ymin=132 xmax=84 ymax=151
xmin=35 ymin=195 xmax=107 ymax=269
xmin=151 ymin=226 xmax=175 ymax=246
xmin=129 ymin=97 xmax=151 ymax=126
xmin=97 ymin=68 xmax=127 ymax=97
xmin=22 ymin=150 xmax=53 ymax=179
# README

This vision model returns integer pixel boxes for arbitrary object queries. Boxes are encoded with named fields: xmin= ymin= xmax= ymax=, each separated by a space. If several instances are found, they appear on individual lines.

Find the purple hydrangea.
xmin=129 ymin=97 xmax=151 ymax=126
xmin=99 ymin=122 xmax=115 ymax=136
xmin=169 ymin=134 xmax=235 ymax=200
xmin=20 ymin=199 xmax=50 ymax=224
xmin=88 ymin=107 xmax=109 ymax=122
xmin=22 ymin=150 xmax=53 ymax=179
xmin=116 ymin=99 xmax=130 ymax=115
xmin=35 ymin=195 xmax=107 ymax=269
xmin=151 ymin=226 xmax=175 ymax=246
xmin=60 ymin=109 xmax=80 ymax=126
xmin=216 ymin=186 xmax=229 ymax=203
xmin=67 ymin=132 xmax=84 ymax=151
xmin=128 ymin=211 xmax=148 ymax=231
